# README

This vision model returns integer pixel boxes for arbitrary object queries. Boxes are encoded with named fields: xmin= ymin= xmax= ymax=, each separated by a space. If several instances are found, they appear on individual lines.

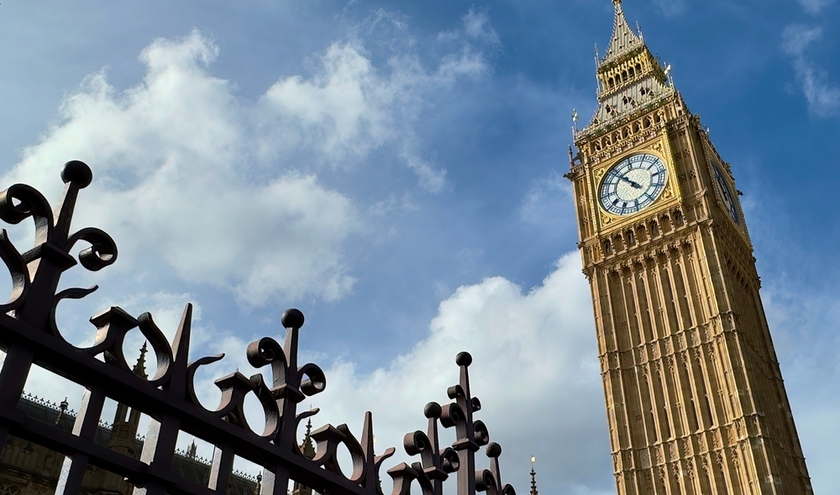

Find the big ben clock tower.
xmin=566 ymin=1 xmax=814 ymax=494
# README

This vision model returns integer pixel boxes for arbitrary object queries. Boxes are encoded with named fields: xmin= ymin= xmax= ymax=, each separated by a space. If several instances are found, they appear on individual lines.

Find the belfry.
xmin=566 ymin=1 xmax=813 ymax=493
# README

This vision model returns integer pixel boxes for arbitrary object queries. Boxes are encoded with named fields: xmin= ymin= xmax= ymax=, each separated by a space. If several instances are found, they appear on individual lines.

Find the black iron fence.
xmin=0 ymin=162 xmax=517 ymax=495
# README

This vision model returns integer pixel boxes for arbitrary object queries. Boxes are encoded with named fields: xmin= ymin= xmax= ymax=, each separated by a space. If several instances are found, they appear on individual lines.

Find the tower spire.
xmin=133 ymin=342 xmax=149 ymax=379
xmin=603 ymin=0 xmax=643 ymax=63
xmin=579 ymin=0 xmax=672 ymax=131
xmin=292 ymin=420 xmax=317 ymax=495
xmin=300 ymin=418 xmax=315 ymax=460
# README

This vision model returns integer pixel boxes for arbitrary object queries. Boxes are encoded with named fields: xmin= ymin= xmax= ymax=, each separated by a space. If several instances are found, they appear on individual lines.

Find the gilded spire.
xmin=602 ymin=0 xmax=643 ymax=63
xmin=578 ymin=0 xmax=673 ymax=132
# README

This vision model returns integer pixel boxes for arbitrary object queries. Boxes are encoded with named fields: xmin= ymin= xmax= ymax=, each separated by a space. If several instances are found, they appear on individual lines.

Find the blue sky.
xmin=1 ymin=1 xmax=838 ymax=494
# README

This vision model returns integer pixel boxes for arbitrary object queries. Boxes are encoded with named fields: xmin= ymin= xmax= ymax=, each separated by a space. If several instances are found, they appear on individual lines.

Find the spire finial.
xmin=529 ymin=455 xmax=539 ymax=495
xmin=300 ymin=418 xmax=316 ymax=460
xmin=186 ymin=439 xmax=197 ymax=459
xmin=613 ymin=0 xmax=622 ymax=6
xmin=133 ymin=342 xmax=149 ymax=379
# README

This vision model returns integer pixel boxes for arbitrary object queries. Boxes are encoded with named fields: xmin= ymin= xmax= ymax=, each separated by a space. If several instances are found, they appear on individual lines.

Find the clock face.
xmin=711 ymin=161 xmax=740 ymax=224
xmin=599 ymin=153 xmax=668 ymax=216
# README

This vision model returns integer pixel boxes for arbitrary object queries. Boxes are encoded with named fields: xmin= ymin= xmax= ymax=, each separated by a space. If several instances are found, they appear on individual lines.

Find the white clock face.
xmin=711 ymin=161 xmax=740 ymax=224
xmin=599 ymin=153 xmax=667 ymax=215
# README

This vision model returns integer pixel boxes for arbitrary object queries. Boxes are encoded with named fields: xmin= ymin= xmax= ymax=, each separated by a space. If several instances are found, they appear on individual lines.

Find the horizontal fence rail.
xmin=0 ymin=162 xmax=517 ymax=495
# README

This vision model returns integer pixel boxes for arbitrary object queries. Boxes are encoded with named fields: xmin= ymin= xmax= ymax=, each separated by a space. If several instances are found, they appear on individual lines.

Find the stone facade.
xmin=566 ymin=2 xmax=814 ymax=494
xmin=0 ymin=354 xmax=258 ymax=495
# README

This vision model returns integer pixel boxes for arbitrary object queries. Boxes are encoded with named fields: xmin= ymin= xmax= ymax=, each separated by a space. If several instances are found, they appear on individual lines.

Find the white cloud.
xmin=797 ymin=0 xmax=835 ymax=14
xmin=301 ymin=252 xmax=611 ymax=493
xmin=781 ymin=25 xmax=840 ymax=118
xmin=790 ymin=59 xmax=840 ymax=117
xmin=3 ymin=31 xmax=358 ymax=306
xmin=261 ymin=43 xmax=393 ymax=165
xmin=782 ymin=25 xmax=822 ymax=56
xmin=257 ymin=19 xmax=493 ymax=188
xmin=2 ymin=24 xmax=496 ymax=306
xmin=136 ymin=254 xmax=604 ymax=485
xmin=462 ymin=8 xmax=501 ymax=46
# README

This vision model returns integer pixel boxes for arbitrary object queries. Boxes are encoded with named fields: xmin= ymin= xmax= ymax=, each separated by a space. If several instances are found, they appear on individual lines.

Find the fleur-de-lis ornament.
xmin=390 ymin=352 xmax=514 ymax=495
xmin=0 ymin=161 xmax=117 ymax=329
xmin=395 ymin=401 xmax=460 ymax=495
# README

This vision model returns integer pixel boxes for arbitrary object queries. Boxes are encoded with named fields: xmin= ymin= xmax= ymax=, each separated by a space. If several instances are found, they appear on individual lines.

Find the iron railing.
xmin=0 ymin=161 xmax=517 ymax=495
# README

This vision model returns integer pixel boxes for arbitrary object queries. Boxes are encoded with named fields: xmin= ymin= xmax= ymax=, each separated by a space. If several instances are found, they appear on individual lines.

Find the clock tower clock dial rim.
xmin=598 ymin=152 xmax=668 ymax=216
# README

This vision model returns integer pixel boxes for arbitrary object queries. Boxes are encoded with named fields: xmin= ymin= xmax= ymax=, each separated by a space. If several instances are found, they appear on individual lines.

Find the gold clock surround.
xmin=594 ymin=138 xmax=680 ymax=231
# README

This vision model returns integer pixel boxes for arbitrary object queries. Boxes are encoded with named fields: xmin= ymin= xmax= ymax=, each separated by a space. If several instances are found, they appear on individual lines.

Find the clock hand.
xmin=618 ymin=175 xmax=643 ymax=189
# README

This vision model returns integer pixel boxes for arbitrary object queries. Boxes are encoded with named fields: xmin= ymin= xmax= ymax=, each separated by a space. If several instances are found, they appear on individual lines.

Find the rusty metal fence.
xmin=0 ymin=162 xmax=517 ymax=495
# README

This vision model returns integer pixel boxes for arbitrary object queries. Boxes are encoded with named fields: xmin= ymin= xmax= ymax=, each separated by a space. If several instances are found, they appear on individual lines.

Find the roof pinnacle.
xmin=529 ymin=455 xmax=539 ymax=495
xmin=300 ymin=418 xmax=316 ymax=460
xmin=133 ymin=342 xmax=149 ymax=379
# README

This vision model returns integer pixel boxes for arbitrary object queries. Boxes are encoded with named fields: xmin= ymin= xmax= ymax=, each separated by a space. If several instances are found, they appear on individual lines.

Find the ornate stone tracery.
xmin=566 ymin=2 xmax=814 ymax=494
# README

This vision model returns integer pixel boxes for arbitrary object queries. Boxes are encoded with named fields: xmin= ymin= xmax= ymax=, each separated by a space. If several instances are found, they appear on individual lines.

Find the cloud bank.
xmin=297 ymin=252 xmax=612 ymax=494
xmin=3 ymin=25 xmax=491 ymax=306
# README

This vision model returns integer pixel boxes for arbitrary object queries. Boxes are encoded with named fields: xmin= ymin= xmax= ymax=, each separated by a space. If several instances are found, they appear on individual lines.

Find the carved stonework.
xmin=569 ymin=2 xmax=813 ymax=494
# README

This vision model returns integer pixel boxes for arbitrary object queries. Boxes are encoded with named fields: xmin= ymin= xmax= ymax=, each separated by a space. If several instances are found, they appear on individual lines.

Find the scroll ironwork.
xmin=0 ymin=161 xmax=518 ymax=495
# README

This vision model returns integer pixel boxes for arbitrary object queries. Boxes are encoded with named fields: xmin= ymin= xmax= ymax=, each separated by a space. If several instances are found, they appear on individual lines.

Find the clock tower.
xmin=566 ymin=1 xmax=813 ymax=494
